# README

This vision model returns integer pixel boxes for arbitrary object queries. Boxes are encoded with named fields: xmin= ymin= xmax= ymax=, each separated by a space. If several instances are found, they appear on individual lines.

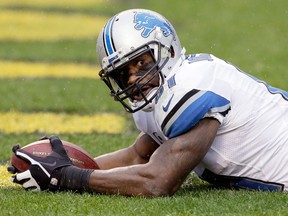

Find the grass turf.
xmin=0 ymin=0 xmax=288 ymax=215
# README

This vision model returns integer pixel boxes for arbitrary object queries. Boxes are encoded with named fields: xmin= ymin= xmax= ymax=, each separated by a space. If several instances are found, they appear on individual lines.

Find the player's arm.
xmin=95 ymin=132 xmax=159 ymax=169
xmin=88 ymin=118 xmax=219 ymax=197
xmin=10 ymin=118 xmax=219 ymax=196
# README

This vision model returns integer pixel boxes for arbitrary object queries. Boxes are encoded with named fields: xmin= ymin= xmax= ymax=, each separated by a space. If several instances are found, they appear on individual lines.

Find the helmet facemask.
xmin=99 ymin=41 xmax=170 ymax=113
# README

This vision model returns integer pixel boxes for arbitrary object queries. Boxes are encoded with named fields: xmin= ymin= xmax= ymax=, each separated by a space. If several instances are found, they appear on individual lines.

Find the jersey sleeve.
xmin=157 ymin=54 xmax=232 ymax=138
xmin=161 ymin=89 xmax=230 ymax=138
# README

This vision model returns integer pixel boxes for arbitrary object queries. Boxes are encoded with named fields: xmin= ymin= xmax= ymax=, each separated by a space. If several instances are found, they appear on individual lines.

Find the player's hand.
xmin=10 ymin=135 xmax=72 ymax=191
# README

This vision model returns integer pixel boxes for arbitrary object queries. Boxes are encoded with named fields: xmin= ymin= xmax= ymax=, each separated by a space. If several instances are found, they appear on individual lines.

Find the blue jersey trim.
xmin=234 ymin=179 xmax=283 ymax=191
xmin=228 ymin=62 xmax=288 ymax=101
xmin=201 ymin=169 xmax=284 ymax=191
xmin=258 ymin=81 xmax=288 ymax=101
xmin=163 ymin=90 xmax=230 ymax=138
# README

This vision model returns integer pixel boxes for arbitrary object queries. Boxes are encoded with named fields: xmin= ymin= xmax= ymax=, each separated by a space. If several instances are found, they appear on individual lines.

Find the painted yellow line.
xmin=0 ymin=61 xmax=100 ymax=79
xmin=0 ymin=111 xmax=125 ymax=134
xmin=0 ymin=165 xmax=18 ymax=188
xmin=0 ymin=0 xmax=105 ymax=8
xmin=0 ymin=10 xmax=108 ymax=41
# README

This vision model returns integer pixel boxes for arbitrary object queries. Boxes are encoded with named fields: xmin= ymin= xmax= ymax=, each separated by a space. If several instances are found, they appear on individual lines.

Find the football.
xmin=11 ymin=139 xmax=99 ymax=172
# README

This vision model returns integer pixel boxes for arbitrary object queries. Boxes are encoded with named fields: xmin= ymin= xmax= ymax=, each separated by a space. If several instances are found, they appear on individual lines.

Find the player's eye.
xmin=137 ymin=60 xmax=145 ymax=67
xmin=138 ymin=60 xmax=154 ymax=72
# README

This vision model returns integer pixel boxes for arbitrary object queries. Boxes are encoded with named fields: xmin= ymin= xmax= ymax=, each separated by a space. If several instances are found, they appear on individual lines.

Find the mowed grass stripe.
xmin=0 ymin=165 xmax=16 ymax=188
xmin=0 ymin=0 xmax=105 ymax=8
xmin=0 ymin=111 xmax=125 ymax=134
xmin=0 ymin=61 xmax=100 ymax=79
xmin=0 ymin=10 xmax=107 ymax=41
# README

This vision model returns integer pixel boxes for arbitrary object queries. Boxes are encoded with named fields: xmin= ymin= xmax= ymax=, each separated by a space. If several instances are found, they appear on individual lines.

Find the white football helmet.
xmin=96 ymin=9 xmax=184 ymax=113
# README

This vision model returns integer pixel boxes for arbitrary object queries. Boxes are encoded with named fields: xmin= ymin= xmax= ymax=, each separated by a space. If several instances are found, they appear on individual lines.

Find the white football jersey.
xmin=133 ymin=53 xmax=288 ymax=191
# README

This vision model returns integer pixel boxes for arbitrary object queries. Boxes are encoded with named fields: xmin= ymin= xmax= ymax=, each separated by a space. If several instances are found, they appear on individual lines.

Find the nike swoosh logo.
xmin=162 ymin=94 xmax=174 ymax=112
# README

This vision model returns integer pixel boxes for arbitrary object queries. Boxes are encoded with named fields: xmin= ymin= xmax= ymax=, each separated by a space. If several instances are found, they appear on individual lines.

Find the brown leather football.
xmin=11 ymin=139 xmax=99 ymax=172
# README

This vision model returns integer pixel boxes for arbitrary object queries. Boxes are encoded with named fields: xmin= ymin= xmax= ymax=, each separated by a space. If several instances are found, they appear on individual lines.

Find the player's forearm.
xmin=95 ymin=146 xmax=148 ymax=170
xmin=87 ymin=165 xmax=165 ymax=197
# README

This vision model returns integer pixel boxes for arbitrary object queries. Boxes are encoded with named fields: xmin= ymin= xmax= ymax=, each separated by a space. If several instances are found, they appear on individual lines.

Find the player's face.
xmin=111 ymin=52 xmax=160 ymax=101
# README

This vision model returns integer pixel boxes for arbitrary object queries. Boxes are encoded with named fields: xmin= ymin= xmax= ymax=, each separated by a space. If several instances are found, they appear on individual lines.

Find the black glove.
xmin=10 ymin=135 xmax=94 ymax=192
xmin=11 ymin=135 xmax=73 ymax=191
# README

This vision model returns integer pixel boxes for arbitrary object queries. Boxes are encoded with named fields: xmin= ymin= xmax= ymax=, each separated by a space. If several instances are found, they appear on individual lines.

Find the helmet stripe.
xmin=104 ymin=16 xmax=116 ymax=55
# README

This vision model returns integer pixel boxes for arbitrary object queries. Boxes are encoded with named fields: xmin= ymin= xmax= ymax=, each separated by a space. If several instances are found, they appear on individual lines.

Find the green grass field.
xmin=1 ymin=0 xmax=288 ymax=215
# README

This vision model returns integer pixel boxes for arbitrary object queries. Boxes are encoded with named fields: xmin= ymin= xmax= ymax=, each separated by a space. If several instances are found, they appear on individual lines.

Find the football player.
xmin=10 ymin=9 xmax=288 ymax=196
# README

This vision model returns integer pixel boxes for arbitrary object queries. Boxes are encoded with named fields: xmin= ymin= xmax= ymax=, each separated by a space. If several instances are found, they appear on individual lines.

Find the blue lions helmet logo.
xmin=134 ymin=12 xmax=174 ymax=38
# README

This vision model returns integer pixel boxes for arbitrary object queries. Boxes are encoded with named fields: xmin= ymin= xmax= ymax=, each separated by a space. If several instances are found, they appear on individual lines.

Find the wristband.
xmin=50 ymin=166 xmax=93 ymax=192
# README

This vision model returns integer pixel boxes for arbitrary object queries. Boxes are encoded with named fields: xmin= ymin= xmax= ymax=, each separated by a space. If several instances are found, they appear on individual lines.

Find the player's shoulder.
xmin=169 ymin=53 xmax=221 ymax=90
xmin=184 ymin=53 xmax=223 ymax=63
xmin=175 ymin=53 xmax=233 ymax=82
xmin=185 ymin=53 xmax=214 ymax=62
xmin=182 ymin=53 xmax=228 ymax=70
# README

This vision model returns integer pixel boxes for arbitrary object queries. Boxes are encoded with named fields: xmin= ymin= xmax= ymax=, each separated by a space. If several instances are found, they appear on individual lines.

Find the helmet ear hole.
xmin=170 ymin=46 xmax=175 ymax=58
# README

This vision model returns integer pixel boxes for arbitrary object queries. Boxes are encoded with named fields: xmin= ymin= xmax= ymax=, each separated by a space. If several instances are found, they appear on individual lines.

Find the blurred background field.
xmin=0 ymin=0 xmax=287 ymax=215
